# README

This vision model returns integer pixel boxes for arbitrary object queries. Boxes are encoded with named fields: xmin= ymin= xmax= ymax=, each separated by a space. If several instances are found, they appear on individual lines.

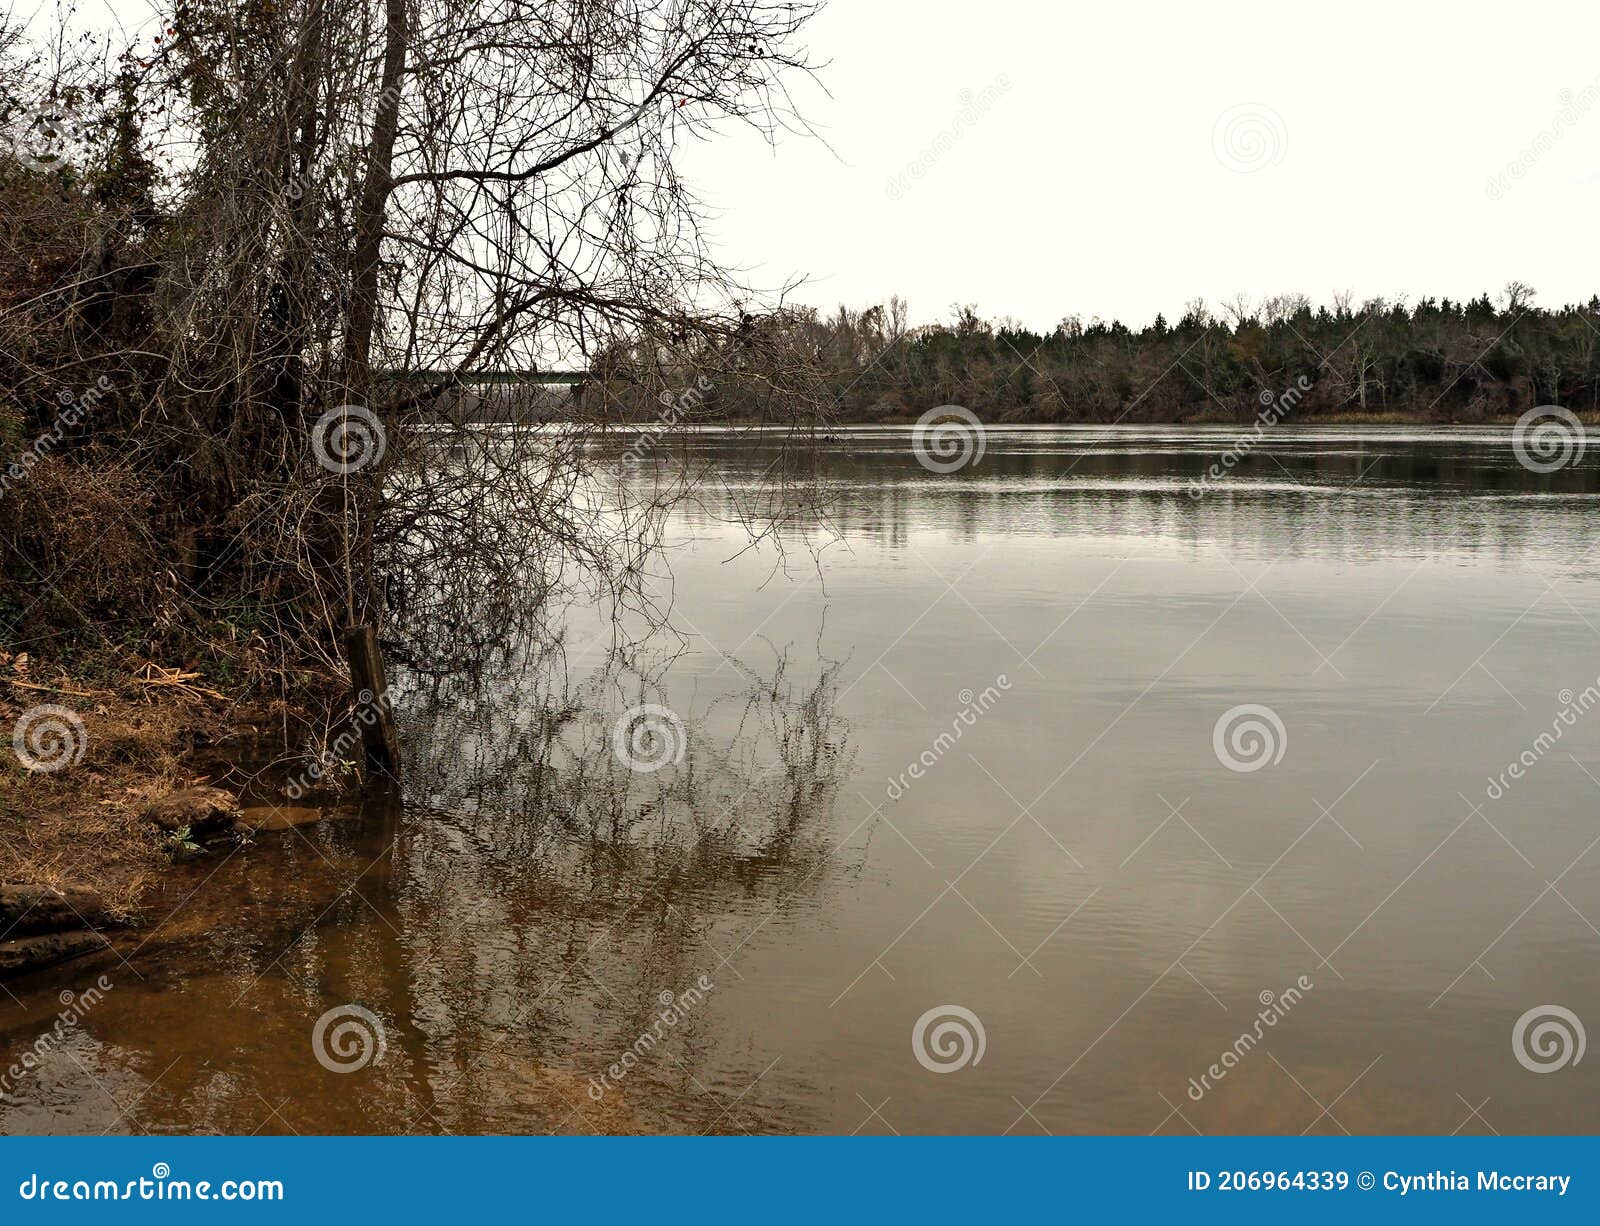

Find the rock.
xmin=235 ymin=805 xmax=325 ymax=831
xmin=0 ymin=883 xmax=115 ymax=937
xmin=143 ymin=786 xmax=239 ymax=836
xmin=0 ymin=930 xmax=110 ymax=978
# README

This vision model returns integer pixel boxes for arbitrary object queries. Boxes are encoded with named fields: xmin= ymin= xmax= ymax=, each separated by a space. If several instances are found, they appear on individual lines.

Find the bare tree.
xmin=0 ymin=1 xmax=833 ymax=742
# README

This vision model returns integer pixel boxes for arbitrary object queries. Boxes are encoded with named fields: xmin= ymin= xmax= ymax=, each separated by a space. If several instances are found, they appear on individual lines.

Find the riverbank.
xmin=0 ymin=652 xmax=340 ymax=982
xmin=588 ymin=403 xmax=1600 ymax=429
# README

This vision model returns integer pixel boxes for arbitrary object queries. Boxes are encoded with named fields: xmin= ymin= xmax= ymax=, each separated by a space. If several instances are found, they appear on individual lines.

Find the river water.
xmin=4 ymin=424 xmax=1600 ymax=1134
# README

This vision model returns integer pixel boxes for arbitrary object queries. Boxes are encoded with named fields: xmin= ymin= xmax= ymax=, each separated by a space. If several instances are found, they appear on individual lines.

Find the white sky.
xmin=61 ymin=0 xmax=1600 ymax=330
xmin=681 ymin=0 xmax=1600 ymax=329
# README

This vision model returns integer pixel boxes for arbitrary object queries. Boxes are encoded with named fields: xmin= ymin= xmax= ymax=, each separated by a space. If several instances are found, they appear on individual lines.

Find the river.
xmin=4 ymin=424 xmax=1599 ymax=1134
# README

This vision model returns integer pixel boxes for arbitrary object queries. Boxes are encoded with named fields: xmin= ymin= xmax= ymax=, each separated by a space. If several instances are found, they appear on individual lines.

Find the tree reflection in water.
xmin=385 ymin=634 xmax=857 ymax=1132
xmin=0 ymin=623 xmax=858 ymax=1135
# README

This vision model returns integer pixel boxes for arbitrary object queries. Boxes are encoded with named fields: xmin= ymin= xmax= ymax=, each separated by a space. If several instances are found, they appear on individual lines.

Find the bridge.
xmin=387 ymin=369 xmax=594 ymax=423
xmin=386 ymin=369 xmax=592 ymax=387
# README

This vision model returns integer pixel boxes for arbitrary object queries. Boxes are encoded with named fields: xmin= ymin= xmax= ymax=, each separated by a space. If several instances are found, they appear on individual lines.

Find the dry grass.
xmin=0 ymin=659 xmax=240 ymax=919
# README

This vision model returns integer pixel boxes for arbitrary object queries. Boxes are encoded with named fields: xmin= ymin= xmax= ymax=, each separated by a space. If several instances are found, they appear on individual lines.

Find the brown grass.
xmin=0 ymin=660 xmax=240 ymax=919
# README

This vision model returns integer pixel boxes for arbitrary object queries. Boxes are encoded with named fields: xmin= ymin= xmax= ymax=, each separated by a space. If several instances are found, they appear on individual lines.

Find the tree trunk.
xmin=344 ymin=0 xmax=408 ymax=397
xmin=342 ymin=623 xmax=402 ymax=778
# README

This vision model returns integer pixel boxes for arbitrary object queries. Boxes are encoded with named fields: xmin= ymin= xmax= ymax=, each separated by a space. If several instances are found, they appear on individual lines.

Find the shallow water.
xmin=5 ymin=424 xmax=1600 ymax=1135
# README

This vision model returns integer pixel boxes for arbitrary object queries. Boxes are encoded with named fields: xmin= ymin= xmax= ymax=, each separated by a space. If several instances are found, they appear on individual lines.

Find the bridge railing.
xmin=380 ymin=369 xmax=591 ymax=387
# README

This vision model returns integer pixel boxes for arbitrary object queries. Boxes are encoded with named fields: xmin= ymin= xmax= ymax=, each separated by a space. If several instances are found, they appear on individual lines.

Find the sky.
xmin=55 ymin=0 xmax=1600 ymax=331
xmin=678 ymin=0 xmax=1600 ymax=329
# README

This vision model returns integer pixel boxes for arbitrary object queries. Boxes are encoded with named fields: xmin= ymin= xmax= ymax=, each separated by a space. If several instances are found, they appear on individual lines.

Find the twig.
xmin=3 ymin=677 xmax=105 ymax=698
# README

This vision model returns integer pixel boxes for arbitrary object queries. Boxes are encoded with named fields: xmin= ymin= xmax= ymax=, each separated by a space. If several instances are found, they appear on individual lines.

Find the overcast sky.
xmin=680 ymin=0 xmax=1600 ymax=329
xmin=67 ymin=0 xmax=1600 ymax=330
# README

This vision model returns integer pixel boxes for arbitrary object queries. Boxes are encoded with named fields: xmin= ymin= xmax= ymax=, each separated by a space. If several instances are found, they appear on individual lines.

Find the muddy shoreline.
xmin=0 ymin=665 xmax=362 ymax=993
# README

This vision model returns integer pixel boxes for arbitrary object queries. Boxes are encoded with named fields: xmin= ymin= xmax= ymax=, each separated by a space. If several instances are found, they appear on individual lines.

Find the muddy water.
xmin=5 ymin=425 xmax=1600 ymax=1134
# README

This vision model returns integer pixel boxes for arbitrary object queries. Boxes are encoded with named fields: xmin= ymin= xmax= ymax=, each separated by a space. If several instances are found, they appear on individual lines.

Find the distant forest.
xmin=596 ymin=286 xmax=1600 ymax=425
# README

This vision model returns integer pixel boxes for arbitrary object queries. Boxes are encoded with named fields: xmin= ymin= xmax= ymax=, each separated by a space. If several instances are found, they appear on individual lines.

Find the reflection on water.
xmin=5 ymin=425 xmax=1600 ymax=1135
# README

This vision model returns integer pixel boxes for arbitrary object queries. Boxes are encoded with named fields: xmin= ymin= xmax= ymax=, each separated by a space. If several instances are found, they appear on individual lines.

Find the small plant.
xmin=168 ymin=823 xmax=203 ymax=856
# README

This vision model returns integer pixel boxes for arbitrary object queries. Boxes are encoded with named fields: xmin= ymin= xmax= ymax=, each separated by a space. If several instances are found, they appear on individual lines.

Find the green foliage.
xmin=794 ymin=292 xmax=1600 ymax=423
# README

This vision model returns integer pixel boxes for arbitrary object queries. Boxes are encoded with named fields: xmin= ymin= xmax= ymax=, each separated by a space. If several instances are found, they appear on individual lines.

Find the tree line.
xmin=592 ymin=287 xmax=1600 ymax=424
